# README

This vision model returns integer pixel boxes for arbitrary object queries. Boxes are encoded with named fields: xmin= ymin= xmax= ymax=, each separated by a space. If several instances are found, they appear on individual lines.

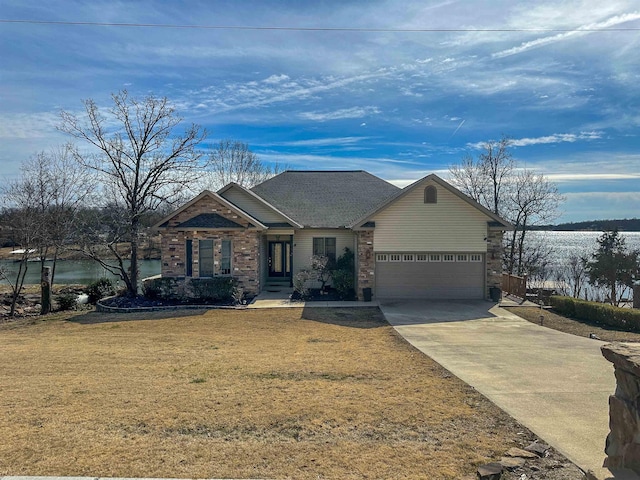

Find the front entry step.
xmin=264 ymin=279 xmax=292 ymax=293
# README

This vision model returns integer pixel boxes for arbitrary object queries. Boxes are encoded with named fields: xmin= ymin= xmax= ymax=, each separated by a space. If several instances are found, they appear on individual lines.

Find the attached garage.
xmin=375 ymin=253 xmax=485 ymax=299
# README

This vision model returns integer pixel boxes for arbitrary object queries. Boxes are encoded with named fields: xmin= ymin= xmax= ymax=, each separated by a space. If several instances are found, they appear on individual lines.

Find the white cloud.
xmin=493 ymin=11 xmax=640 ymax=58
xmin=467 ymin=131 xmax=603 ymax=149
xmin=546 ymin=173 xmax=639 ymax=181
xmin=263 ymin=74 xmax=290 ymax=84
xmin=510 ymin=131 xmax=603 ymax=147
xmin=0 ymin=112 xmax=61 ymax=138
xmin=269 ymin=137 xmax=370 ymax=147
xmin=564 ymin=191 xmax=640 ymax=201
xmin=299 ymin=106 xmax=381 ymax=122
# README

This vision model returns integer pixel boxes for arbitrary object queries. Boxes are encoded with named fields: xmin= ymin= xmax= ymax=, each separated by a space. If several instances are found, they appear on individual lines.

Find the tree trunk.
xmin=517 ymin=222 xmax=528 ymax=276
xmin=41 ymin=266 xmax=52 ymax=315
xmin=129 ymin=217 xmax=140 ymax=296
xmin=10 ymin=257 xmax=29 ymax=317
xmin=51 ymin=246 xmax=59 ymax=286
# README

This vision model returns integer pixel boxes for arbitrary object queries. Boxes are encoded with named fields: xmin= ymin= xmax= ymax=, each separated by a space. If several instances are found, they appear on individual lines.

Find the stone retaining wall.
xmin=601 ymin=343 xmax=640 ymax=472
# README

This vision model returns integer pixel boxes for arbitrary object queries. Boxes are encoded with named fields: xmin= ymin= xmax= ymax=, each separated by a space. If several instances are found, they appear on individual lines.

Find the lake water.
xmin=0 ymin=258 xmax=161 ymax=286
xmin=527 ymin=231 xmax=640 ymax=266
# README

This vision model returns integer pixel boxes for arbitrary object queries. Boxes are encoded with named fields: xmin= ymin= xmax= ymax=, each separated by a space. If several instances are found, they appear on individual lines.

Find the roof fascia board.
xmin=218 ymin=182 xmax=304 ymax=229
xmin=152 ymin=190 xmax=268 ymax=231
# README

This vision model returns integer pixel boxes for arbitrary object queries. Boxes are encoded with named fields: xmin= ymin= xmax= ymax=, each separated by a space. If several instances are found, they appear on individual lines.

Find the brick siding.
xmin=160 ymin=195 xmax=260 ymax=296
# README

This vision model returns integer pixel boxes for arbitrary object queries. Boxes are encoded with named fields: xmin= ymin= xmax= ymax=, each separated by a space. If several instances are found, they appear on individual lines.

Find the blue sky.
xmin=1 ymin=0 xmax=639 ymax=223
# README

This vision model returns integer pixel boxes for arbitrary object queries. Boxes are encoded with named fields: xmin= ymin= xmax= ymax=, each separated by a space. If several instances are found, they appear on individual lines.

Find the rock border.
xmin=95 ymin=296 xmax=246 ymax=314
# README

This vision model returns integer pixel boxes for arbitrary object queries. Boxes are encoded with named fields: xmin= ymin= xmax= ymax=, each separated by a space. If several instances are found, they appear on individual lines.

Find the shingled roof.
xmin=251 ymin=171 xmax=400 ymax=228
xmin=173 ymin=213 xmax=246 ymax=229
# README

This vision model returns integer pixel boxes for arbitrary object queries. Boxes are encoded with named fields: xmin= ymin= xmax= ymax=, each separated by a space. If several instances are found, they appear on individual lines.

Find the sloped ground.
xmin=0 ymin=308 xmax=583 ymax=479
xmin=505 ymin=306 xmax=640 ymax=343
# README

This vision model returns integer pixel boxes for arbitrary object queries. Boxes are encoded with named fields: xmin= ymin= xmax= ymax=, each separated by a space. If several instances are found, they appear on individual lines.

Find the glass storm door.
xmin=268 ymin=241 xmax=290 ymax=277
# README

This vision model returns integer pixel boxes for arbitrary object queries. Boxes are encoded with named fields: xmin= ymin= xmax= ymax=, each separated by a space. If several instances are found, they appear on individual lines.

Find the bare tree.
xmin=449 ymin=135 xmax=563 ymax=276
xmin=202 ymin=139 xmax=283 ymax=190
xmin=479 ymin=135 xmax=514 ymax=216
xmin=554 ymin=254 xmax=588 ymax=299
xmin=21 ymin=145 xmax=95 ymax=286
xmin=451 ymin=135 xmax=514 ymax=216
xmin=505 ymin=170 xmax=563 ymax=275
xmin=0 ymin=184 xmax=42 ymax=316
xmin=59 ymin=90 xmax=206 ymax=296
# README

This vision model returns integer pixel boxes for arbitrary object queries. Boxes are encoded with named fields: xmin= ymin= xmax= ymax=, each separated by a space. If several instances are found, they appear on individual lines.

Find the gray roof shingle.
xmin=251 ymin=171 xmax=400 ymax=228
xmin=174 ymin=213 xmax=246 ymax=229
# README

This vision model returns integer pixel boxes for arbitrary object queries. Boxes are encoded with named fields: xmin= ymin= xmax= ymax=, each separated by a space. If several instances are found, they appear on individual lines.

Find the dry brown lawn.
xmin=0 ymin=307 xmax=565 ymax=479
xmin=504 ymin=306 xmax=640 ymax=343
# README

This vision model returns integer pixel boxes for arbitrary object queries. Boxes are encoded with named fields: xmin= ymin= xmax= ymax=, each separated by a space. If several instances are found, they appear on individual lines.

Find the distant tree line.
xmin=0 ymin=90 xmax=282 ymax=315
xmin=546 ymin=218 xmax=640 ymax=232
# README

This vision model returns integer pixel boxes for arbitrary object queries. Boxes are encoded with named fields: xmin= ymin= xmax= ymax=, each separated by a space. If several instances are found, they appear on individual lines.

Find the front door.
xmin=268 ymin=241 xmax=291 ymax=278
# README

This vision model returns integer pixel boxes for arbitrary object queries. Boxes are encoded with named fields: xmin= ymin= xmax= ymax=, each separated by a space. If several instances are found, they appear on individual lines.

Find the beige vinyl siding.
xmin=293 ymin=229 xmax=356 ymax=274
xmin=221 ymin=186 xmax=289 ymax=224
xmin=372 ymin=181 xmax=489 ymax=252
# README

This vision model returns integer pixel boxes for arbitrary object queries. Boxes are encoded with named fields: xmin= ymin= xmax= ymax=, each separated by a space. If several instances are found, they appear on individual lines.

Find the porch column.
xmin=290 ymin=234 xmax=294 ymax=287
xmin=356 ymin=231 xmax=375 ymax=301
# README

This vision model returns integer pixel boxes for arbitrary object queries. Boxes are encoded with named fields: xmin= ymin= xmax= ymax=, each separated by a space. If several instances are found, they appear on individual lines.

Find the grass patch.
xmin=0 ymin=307 xmax=571 ymax=479
xmin=504 ymin=306 xmax=640 ymax=343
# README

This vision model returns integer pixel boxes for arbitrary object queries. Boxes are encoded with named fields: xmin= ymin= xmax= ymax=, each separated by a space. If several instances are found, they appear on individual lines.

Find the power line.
xmin=1 ymin=19 xmax=639 ymax=32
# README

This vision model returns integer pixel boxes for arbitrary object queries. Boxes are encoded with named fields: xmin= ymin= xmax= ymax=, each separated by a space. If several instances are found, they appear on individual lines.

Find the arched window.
xmin=424 ymin=185 xmax=437 ymax=204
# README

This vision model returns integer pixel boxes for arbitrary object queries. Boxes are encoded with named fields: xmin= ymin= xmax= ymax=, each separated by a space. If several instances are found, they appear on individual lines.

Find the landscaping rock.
xmin=477 ymin=462 xmax=503 ymax=480
xmin=602 ymin=343 xmax=640 ymax=473
xmin=525 ymin=441 xmax=549 ymax=456
xmin=500 ymin=456 xmax=526 ymax=469
xmin=505 ymin=447 xmax=538 ymax=459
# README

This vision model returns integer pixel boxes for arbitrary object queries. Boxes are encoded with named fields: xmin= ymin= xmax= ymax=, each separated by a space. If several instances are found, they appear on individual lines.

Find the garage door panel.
xmin=376 ymin=255 xmax=484 ymax=299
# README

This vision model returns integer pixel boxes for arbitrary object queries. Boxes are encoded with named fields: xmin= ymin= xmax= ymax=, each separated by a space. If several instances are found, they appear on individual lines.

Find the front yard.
xmin=1 ymin=307 xmax=574 ymax=479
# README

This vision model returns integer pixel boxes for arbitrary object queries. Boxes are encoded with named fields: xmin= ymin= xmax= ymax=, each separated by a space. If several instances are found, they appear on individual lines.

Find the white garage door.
xmin=375 ymin=253 xmax=485 ymax=299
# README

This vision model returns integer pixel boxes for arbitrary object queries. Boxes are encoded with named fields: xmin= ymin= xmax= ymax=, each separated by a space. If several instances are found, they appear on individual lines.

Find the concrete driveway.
xmin=379 ymin=300 xmax=618 ymax=479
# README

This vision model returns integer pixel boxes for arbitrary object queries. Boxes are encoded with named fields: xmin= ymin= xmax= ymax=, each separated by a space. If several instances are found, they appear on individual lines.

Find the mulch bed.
xmin=100 ymin=295 xmax=238 ymax=309
xmin=291 ymin=288 xmax=355 ymax=302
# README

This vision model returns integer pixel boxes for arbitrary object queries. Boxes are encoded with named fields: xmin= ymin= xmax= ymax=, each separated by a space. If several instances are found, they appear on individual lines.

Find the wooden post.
xmin=634 ymin=282 xmax=640 ymax=309
xmin=41 ymin=266 xmax=52 ymax=315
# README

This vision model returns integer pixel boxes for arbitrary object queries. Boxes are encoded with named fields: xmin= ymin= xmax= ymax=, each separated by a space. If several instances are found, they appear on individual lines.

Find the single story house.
xmin=153 ymin=170 xmax=512 ymax=301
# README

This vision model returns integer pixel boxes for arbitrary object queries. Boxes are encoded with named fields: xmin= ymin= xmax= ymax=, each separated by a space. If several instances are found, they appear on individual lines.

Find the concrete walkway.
xmin=248 ymin=288 xmax=378 ymax=309
xmin=379 ymin=300 xmax=633 ymax=480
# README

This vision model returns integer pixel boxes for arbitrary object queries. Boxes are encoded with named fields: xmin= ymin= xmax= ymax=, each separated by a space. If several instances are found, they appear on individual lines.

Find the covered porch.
xmin=262 ymin=229 xmax=295 ymax=289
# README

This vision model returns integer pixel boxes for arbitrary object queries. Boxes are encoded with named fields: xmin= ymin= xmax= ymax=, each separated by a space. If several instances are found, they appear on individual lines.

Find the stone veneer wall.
xmin=486 ymin=228 xmax=504 ymax=298
xmin=160 ymin=194 xmax=261 ymax=297
xmin=601 ymin=343 xmax=640 ymax=472
xmin=356 ymin=230 xmax=375 ymax=301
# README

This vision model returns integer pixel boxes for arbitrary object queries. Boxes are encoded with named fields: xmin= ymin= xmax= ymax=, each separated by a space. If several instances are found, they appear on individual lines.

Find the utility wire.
xmin=1 ymin=19 xmax=639 ymax=32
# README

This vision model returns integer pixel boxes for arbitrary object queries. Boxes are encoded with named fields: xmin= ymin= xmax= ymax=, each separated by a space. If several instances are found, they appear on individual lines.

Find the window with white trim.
xmin=416 ymin=254 xmax=428 ymax=262
xmin=376 ymin=253 xmax=388 ymax=262
xmin=313 ymin=237 xmax=337 ymax=262
xmin=389 ymin=254 xmax=402 ymax=262
xmin=470 ymin=254 xmax=483 ymax=262
xmin=456 ymin=254 xmax=468 ymax=262
xmin=403 ymin=254 xmax=415 ymax=262
xmin=443 ymin=254 xmax=455 ymax=262
xmin=429 ymin=254 xmax=441 ymax=262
